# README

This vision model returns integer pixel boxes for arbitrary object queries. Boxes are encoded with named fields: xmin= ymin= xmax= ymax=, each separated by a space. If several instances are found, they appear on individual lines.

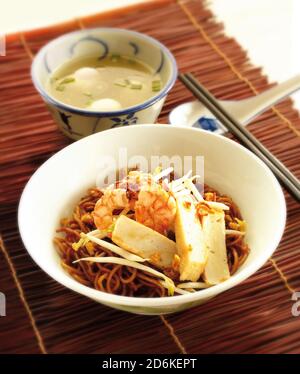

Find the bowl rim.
xmin=18 ymin=125 xmax=287 ymax=307
xmin=31 ymin=28 xmax=178 ymax=117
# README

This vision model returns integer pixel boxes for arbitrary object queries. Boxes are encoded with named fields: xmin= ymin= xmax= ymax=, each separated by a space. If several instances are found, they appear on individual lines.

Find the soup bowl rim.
xmin=31 ymin=27 xmax=178 ymax=117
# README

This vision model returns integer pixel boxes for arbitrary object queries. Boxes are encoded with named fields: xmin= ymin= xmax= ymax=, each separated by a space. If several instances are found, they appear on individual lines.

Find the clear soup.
xmin=46 ymin=55 xmax=162 ymax=111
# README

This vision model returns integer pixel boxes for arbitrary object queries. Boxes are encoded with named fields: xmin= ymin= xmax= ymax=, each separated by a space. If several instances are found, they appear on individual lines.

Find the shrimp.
xmin=135 ymin=184 xmax=177 ymax=235
xmin=93 ymin=170 xmax=177 ymax=235
xmin=93 ymin=170 xmax=149 ymax=231
xmin=92 ymin=188 xmax=130 ymax=230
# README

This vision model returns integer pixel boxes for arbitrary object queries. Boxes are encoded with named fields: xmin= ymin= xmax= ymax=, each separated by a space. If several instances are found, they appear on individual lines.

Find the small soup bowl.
xmin=31 ymin=28 xmax=177 ymax=140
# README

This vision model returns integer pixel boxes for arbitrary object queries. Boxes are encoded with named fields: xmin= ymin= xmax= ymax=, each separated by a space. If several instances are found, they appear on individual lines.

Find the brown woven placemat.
xmin=1 ymin=0 xmax=300 ymax=354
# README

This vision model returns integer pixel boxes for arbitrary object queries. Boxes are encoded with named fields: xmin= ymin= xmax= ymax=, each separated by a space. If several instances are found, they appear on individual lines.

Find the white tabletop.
xmin=210 ymin=0 xmax=300 ymax=110
xmin=1 ymin=0 xmax=299 ymax=110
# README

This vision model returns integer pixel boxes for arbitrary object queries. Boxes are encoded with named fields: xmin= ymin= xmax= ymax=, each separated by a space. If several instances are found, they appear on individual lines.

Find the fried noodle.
xmin=54 ymin=186 xmax=249 ymax=297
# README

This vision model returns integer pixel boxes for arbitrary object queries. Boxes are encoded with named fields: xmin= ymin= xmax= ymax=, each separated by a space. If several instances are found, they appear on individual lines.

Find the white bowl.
xmin=18 ymin=125 xmax=286 ymax=315
xmin=31 ymin=28 xmax=177 ymax=140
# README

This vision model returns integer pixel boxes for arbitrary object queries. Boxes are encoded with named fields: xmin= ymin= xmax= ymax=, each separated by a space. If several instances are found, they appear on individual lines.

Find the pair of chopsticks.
xmin=179 ymin=73 xmax=300 ymax=202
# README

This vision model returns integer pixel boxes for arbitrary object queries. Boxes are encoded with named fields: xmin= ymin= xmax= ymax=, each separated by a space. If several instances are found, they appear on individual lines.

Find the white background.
xmin=1 ymin=0 xmax=300 ymax=109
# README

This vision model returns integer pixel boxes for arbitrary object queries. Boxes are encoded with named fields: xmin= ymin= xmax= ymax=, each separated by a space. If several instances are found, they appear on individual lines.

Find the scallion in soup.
xmin=46 ymin=55 xmax=162 ymax=111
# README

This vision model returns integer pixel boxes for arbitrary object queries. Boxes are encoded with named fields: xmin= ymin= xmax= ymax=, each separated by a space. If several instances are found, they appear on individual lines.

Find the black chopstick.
xmin=185 ymin=73 xmax=300 ymax=189
xmin=179 ymin=73 xmax=300 ymax=202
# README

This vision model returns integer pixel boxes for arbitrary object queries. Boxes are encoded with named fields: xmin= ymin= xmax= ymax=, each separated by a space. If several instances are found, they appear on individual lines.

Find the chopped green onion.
xmin=60 ymin=77 xmax=75 ymax=84
xmin=152 ymin=79 xmax=161 ymax=92
xmin=83 ymin=92 xmax=94 ymax=106
xmin=114 ymin=79 xmax=128 ymax=87
xmin=50 ymin=76 xmax=59 ymax=83
xmin=55 ymin=85 xmax=65 ymax=92
xmin=114 ymin=82 xmax=127 ymax=88
xmin=130 ymin=80 xmax=143 ymax=89
xmin=152 ymin=79 xmax=162 ymax=92
xmin=85 ymin=98 xmax=94 ymax=107
xmin=55 ymin=77 xmax=75 ymax=92
xmin=111 ymin=53 xmax=120 ymax=62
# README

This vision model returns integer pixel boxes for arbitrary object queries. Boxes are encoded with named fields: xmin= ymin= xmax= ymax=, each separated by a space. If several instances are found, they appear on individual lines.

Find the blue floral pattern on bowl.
xmin=110 ymin=113 xmax=138 ymax=128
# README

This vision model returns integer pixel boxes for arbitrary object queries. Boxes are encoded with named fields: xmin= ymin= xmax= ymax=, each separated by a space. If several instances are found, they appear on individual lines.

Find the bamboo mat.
xmin=1 ymin=0 xmax=300 ymax=354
